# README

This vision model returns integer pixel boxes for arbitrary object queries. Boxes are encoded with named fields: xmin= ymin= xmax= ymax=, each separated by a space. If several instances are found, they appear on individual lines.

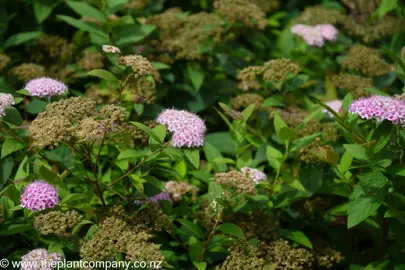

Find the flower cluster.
xmin=20 ymin=181 xmax=59 ymax=211
xmin=34 ymin=210 xmax=82 ymax=237
xmin=331 ymin=74 xmax=372 ymax=99
xmin=102 ymin=45 xmax=121 ymax=54
xmin=24 ymin=77 xmax=67 ymax=98
xmin=349 ymin=95 xmax=405 ymax=125
xmin=0 ymin=93 xmax=15 ymax=118
xmin=323 ymin=100 xmax=342 ymax=117
xmin=291 ymin=24 xmax=338 ymax=47
xmin=241 ymin=167 xmax=267 ymax=184
xmin=164 ymin=181 xmax=199 ymax=201
xmin=11 ymin=63 xmax=46 ymax=81
xmin=134 ymin=192 xmax=173 ymax=206
xmin=21 ymin=249 xmax=63 ymax=270
xmin=0 ymin=54 xmax=10 ymax=71
xmin=157 ymin=108 xmax=207 ymax=148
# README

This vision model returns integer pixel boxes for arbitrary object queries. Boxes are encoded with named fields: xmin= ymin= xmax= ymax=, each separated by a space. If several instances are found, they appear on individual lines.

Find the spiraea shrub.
xmin=1 ymin=0 xmax=405 ymax=269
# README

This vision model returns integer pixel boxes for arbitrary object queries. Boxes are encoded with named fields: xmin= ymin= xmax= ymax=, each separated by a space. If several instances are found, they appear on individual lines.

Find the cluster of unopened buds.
xmin=291 ymin=24 xmax=338 ymax=47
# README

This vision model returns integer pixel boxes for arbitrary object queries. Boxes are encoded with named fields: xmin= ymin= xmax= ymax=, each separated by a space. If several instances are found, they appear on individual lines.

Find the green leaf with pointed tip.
xmin=4 ymin=31 xmax=41 ymax=48
xmin=87 ymin=69 xmax=119 ymax=84
xmin=1 ymin=139 xmax=24 ymax=158
xmin=184 ymin=149 xmax=200 ymax=169
xmin=216 ymin=223 xmax=246 ymax=239
xmin=187 ymin=63 xmax=205 ymax=91
xmin=66 ymin=1 xmax=106 ymax=22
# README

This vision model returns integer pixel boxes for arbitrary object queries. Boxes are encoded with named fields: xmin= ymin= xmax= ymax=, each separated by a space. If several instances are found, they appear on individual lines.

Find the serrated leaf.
xmin=343 ymin=144 xmax=369 ymax=161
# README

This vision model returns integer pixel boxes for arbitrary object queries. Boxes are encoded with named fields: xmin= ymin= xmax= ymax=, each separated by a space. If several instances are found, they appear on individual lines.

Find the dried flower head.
xmin=237 ymin=66 xmax=263 ymax=91
xmin=217 ymin=241 xmax=267 ymax=270
xmin=21 ymin=249 xmax=63 ymax=270
xmin=21 ymin=181 xmax=59 ymax=211
xmin=0 ymin=93 xmax=15 ymax=118
xmin=278 ymin=106 xmax=309 ymax=127
xmin=0 ymin=54 xmax=11 ymax=71
xmin=78 ymin=50 xmax=105 ymax=70
xmin=262 ymin=58 xmax=301 ymax=82
xmin=331 ymin=74 xmax=372 ymax=98
xmin=241 ymin=167 xmax=267 ymax=184
xmin=29 ymin=114 xmax=73 ymax=148
xmin=125 ymin=0 xmax=151 ymax=10
xmin=34 ymin=34 xmax=75 ymax=61
xmin=34 ymin=210 xmax=82 ymax=237
xmin=349 ymin=95 xmax=405 ymax=125
xmin=25 ymin=77 xmax=67 ymax=98
xmin=10 ymin=63 xmax=45 ymax=81
xmin=214 ymin=0 xmax=267 ymax=29
xmin=43 ymin=97 xmax=97 ymax=122
xmin=250 ymin=0 xmax=280 ymax=13
xmin=231 ymin=93 xmax=264 ymax=110
xmin=119 ymin=55 xmax=156 ymax=79
xmin=314 ymin=246 xmax=344 ymax=268
xmin=299 ymin=138 xmax=336 ymax=164
xmin=341 ymin=45 xmax=393 ymax=77
xmin=165 ymin=181 xmax=199 ymax=201
xmin=102 ymin=45 xmax=121 ymax=54
xmin=323 ymin=100 xmax=342 ymax=117
xmin=134 ymin=192 xmax=173 ymax=206
xmin=294 ymin=5 xmax=344 ymax=25
xmin=157 ymin=108 xmax=206 ymax=148
xmin=216 ymin=171 xmax=257 ymax=195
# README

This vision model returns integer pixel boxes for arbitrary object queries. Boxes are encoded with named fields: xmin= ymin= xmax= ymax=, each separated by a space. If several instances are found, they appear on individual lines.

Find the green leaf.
xmin=87 ymin=69 xmax=119 ymax=83
xmin=279 ymin=127 xmax=297 ymax=141
xmin=3 ymin=107 xmax=23 ymax=126
xmin=205 ymin=132 xmax=235 ymax=156
xmin=66 ymin=1 xmax=106 ymax=22
xmin=204 ymin=142 xmax=227 ymax=172
xmin=61 ymin=193 xmax=88 ymax=205
xmin=177 ymin=219 xmax=204 ymax=240
xmin=374 ymin=0 xmax=398 ymax=19
xmin=208 ymin=181 xmax=225 ymax=207
xmin=283 ymin=74 xmax=309 ymax=92
xmin=291 ymin=132 xmax=321 ymax=152
xmin=150 ymin=125 xmax=167 ymax=144
xmin=262 ymin=97 xmax=284 ymax=108
xmin=72 ymin=220 xmax=93 ymax=234
xmin=4 ymin=31 xmax=41 ymax=48
xmin=215 ymin=223 xmax=246 ymax=239
xmin=277 ymin=229 xmax=313 ymax=248
xmin=343 ymin=144 xmax=369 ymax=161
xmin=381 ymin=46 xmax=405 ymax=75
xmin=188 ymin=236 xmax=203 ymax=262
xmin=33 ymin=0 xmax=54 ymax=23
xmin=193 ymin=261 xmax=207 ymax=270
xmin=27 ymin=99 xmax=47 ymax=114
xmin=273 ymin=114 xmax=287 ymax=135
xmin=339 ymin=151 xmax=353 ymax=173
xmin=241 ymin=104 xmax=256 ymax=121
xmin=151 ymin=62 xmax=171 ymax=70
xmin=342 ymin=93 xmax=353 ymax=110
xmin=1 ymin=139 xmax=24 ymax=158
xmin=184 ymin=149 xmax=200 ymax=169
xmin=130 ymin=175 xmax=144 ymax=196
xmin=187 ymin=63 xmax=205 ymax=92
xmin=266 ymin=145 xmax=283 ymax=170
xmin=56 ymin=15 xmax=106 ymax=37
xmin=0 ymin=156 xmax=13 ymax=189
xmin=131 ymin=122 xmax=163 ymax=143
xmin=115 ymin=24 xmax=156 ymax=47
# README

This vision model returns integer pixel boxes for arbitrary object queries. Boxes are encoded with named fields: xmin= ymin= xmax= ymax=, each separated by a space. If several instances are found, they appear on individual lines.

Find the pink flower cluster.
xmin=134 ymin=192 xmax=173 ymax=206
xmin=157 ymin=108 xmax=207 ymax=148
xmin=349 ymin=95 xmax=405 ymax=125
xmin=20 ymin=181 xmax=59 ymax=211
xmin=323 ymin=99 xmax=342 ymax=117
xmin=0 ymin=93 xmax=15 ymax=117
xmin=241 ymin=167 xmax=267 ymax=184
xmin=24 ymin=77 xmax=67 ymax=98
xmin=21 ymin=248 xmax=62 ymax=270
xmin=291 ymin=24 xmax=339 ymax=47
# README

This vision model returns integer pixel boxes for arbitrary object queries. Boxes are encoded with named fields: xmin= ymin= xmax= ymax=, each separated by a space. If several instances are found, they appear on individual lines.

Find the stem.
xmin=119 ymin=74 xmax=133 ymax=100
xmin=200 ymin=209 xmax=224 ymax=261
xmin=102 ymin=142 xmax=170 ymax=192
xmin=273 ymin=140 xmax=289 ymax=188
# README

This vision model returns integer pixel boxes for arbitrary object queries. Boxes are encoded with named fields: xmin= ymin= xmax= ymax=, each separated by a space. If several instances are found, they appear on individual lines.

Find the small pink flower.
xmin=21 ymin=181 xmax=59 ymax=211
xmin=323 ymin=100 xmax=342 ymax=117
xmin=134 ymin=192 xmax=173 ymax=205
xmin=0 ymin=93 xmax=15 ymax=117
xmin=102 ymin=45 xmax=121 ymax=54
xmin=24 ymin=77 xmax=67 ymax=98
xmin=349 ymin=95 xmax=405 ymax=125
xmin=315 ymin=24 xmax=339 ymax=41
xmin=157 ymin=108 xmax=206 ymax=148
xmin=241 ymin=167 xmax=267 ymax=184
xmin=21 ymin=248 xmax=62 ymax=270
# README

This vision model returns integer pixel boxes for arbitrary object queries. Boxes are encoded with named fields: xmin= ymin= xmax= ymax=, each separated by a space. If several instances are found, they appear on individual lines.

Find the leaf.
xmin=381 ymin=46 xmax=405 ymax=75
xmin=56 ymin=15 xmax=106 ymax=37
xmin=299 ymin=165 xmax=323 ymax=196
xmin=262 ymin=97 xmax=284 ymax=108
xmin=277 ymin=229 xmax=313 ymax=248
xmin=87 ymin=69 xmax=119 ymax=83
xmin=66 ymin=1 xmax=106 ymax=22
xmin=3 ymin=107 xmax=23 ymax=126
xmin=33 ymin=0 xmax=54 ymax=23
xmin=241 ymin=104 xmax=256 ymax=121
xmin=150 ymin=125 xmax=167 ymax=144
xmin=343 ymin=144 xmax=369 ymax=161
xmin=131 ymin=122 xmax=163 ymax=143
xmin=208 ymin=181 xmax=225 ymax=206
xmin=273 ymin=114 xmax=287 ymax=135
xmin=0 ymin=156 xmax=13 ymax=189
xmin=187 ymin=63 xmax=205 ymax=92
xmin=283 ymin=74 xmax=309 ymax=92
xmin=27 ymin=99 xmax=47 ymax=114
xmin=4 ymin=31 xmax=41 ymax=48
xmin=205 ymin=132 xmax=235 ymax=156
xmin=61 ymin=193 xmax=89 ymax=205
xmin=374 ymin=0 xmax=398 ymax=19
xmin=188 ymin=236 xmax=203 ymax=262
xmin=184 ymin=149 xmax=200 ymax=169
xmin=204 ymin=142 xmax=227 ymax=172
xmin=342 ymin=93 xmax=353 ymax=111
xmin=266 ymin=145 xmax=283 ymax=170
xmin=151 ymin=62 xmax=171 ymax=70
xmin=215 ymin=223 xmax=246 ymax=239
xmin=279 ymin=127 xmax=297 ymax=141
xmin=177 ymin=219 xmax=204 ymax=240
xmin=193 ymin=261 xmax=207 ymax=270
xmin=115 ymin=24 xmax=156 ymax=47
xmin=1 ymin=139 xmax=24 ymax=158
xmin=339 ymin=151 xmax=353 ymax=173
xmin=72 ymin=220 xmax=93 ymax=234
